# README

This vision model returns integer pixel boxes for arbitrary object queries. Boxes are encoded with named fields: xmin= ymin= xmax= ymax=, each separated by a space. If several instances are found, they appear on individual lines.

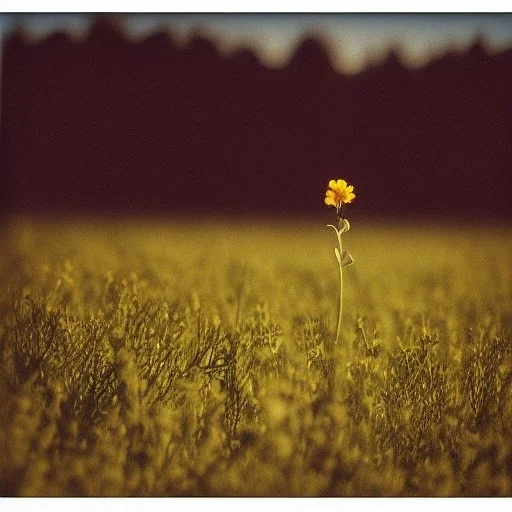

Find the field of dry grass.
xmin=1 ymin=216 xmax=511 ymax=496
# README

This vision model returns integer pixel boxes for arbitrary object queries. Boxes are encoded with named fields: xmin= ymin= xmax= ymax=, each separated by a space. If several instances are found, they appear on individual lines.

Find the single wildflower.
xmin=325 ymin=179 xmax=355 ymax=345
xmin=324 ymin=179 xmax=356 ymax=218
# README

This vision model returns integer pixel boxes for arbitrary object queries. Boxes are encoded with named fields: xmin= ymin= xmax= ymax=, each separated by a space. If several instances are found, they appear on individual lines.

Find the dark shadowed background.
xmin=1 ymin=13 xmax=511 ymax=219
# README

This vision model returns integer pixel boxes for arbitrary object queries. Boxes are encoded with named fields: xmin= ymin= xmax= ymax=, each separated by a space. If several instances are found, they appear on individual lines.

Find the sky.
xmin=0 ymin=13 xmax=512 ymax=73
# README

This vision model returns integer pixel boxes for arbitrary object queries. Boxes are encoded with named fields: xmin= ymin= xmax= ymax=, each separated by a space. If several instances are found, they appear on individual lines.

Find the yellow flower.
xmin=324 ymin=179 xmax=355 ymax=209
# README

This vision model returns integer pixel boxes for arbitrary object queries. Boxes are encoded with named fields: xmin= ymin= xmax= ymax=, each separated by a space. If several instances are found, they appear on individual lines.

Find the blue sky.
xmin=1 ymin=13 xmax=511 ymax=73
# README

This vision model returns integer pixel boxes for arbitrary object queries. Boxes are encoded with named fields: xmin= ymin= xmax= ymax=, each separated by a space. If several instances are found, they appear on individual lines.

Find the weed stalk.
xmin=327 ymin=217 xmax=353 ymax=345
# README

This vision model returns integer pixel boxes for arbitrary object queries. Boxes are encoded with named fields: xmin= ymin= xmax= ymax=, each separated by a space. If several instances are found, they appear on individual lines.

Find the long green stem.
xmin=336 ymin=231 xmax=343 ymax=344
xmin=328 ymin=218 xmax=351 ymax=345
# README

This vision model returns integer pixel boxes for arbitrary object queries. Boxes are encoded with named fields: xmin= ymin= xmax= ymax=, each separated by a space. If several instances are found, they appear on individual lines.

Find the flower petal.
xmin=325 ymin=179 xmax=355 ymax=207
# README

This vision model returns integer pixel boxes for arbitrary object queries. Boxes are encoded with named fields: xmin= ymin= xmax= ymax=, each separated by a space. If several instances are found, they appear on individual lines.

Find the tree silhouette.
xmin=1 ymin=19 xmax=511 ymax=218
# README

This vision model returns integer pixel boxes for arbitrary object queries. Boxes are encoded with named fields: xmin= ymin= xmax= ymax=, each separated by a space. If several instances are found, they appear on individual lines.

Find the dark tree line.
xmin=1 ymin=19 xmax=511 ymax=218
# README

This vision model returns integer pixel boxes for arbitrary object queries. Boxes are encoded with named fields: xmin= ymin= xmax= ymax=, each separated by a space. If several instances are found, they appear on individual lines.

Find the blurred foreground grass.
xmin=0 ymin=216 xmax=512 ymax=496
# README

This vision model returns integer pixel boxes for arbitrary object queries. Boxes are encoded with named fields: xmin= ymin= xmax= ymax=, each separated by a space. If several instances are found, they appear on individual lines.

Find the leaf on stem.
xmin=340 ymin=250 xmax=354 ymax=268
xmin=339 ymin=218 xmax=350 ymax=234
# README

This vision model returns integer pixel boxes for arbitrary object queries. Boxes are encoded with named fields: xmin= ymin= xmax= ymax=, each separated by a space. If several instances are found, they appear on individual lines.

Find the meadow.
xmin=1 ymin=215 xmax=511 ymax=496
